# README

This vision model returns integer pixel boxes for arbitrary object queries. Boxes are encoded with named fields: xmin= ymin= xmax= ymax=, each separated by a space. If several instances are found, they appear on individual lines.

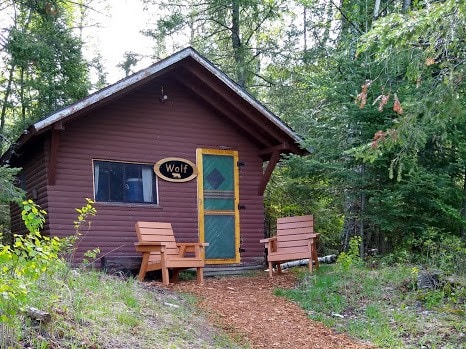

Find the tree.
xmin=0 ymin=166 xmax=24 ymax=236
xmin=0 ymin=0 xmax=91 ymax=152
xmin=356 ymin=0 xmax=466 ymax=243
xmin=0 ymin=0 xmax=94 ymax=233
xmin=142 ymin=0 xmax=288 ymax=89
xmin=264 ymin=0 xmax=466 ymax=256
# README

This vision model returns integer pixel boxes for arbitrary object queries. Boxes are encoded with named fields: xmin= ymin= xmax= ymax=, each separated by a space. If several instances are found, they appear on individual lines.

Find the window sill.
xmin=94 ymin=202 xmax=162 ymax=209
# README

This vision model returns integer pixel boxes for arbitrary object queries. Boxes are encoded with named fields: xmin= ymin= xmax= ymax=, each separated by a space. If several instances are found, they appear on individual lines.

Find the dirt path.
xmin=163 ymin=272 xmax=375 ymax=349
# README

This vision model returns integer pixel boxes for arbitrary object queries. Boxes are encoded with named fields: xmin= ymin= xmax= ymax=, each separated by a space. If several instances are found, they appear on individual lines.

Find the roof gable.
xmin=2 ymin=47 xmax=306 ymax=164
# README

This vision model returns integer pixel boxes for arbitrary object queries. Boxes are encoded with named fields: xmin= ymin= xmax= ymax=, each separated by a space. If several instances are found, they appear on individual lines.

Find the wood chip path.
xmin=160 ymin=272 xmax=376 ymax=349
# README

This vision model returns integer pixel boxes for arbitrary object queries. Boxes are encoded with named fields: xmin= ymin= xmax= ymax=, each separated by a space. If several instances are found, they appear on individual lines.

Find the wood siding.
xmin=10 ymin=142 xmax=49 ymax=235
xmin=43 ymin=78 xmax=266 ymax=266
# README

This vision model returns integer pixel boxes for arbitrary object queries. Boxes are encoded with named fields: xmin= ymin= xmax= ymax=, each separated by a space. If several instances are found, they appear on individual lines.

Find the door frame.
xmin=196 ymin=148 xmax=240 ymax=264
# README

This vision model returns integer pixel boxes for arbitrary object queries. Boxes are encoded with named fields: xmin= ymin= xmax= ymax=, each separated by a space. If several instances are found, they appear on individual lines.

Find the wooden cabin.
xmin=1 ymin=47 xmax=306 ymax=272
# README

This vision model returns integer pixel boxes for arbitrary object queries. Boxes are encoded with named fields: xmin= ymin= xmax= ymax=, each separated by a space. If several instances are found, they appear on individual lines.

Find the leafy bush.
xmin=0 ymin=198 xmax=100 ymax=325
xmin=414 ymin=229 xmax=466 ymax=274
xmin=61 ymin=198 xmax=99 ymax=266
xmin=385 ymin=227 xmax=466 ymax=276
xmin=336 ymin=236 xmax=363 ymax=271
xmin=0 ymin=165 xmax=25 ymax=237
xmin=0 ymin=200 xmax=63 ymax=323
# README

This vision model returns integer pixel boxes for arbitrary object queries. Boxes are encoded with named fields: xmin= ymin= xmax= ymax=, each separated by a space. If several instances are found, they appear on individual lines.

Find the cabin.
xmin=1 ymin=47 xmax=306 ymax=273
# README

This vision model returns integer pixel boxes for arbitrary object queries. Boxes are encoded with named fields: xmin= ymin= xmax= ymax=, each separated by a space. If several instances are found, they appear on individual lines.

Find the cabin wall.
xmin=45 ymin=79 xmax=266 ymax=266
xmin=10 ymin=141 xmax=49 ymax=235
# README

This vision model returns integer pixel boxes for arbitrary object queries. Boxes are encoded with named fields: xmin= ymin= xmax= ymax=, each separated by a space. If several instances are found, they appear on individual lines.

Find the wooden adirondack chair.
xmin=134 ymin=221 xmax=208 ymax=285
xmin=260 ymin=215 xmax=319 ymax=277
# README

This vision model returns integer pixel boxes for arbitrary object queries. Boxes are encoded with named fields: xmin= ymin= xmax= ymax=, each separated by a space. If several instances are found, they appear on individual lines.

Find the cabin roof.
xmin=2 ymin=47 xmax=307 ymax=164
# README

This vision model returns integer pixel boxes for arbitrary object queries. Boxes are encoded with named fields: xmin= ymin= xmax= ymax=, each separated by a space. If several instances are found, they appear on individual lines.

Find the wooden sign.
xmin=154 ymin=157 xmax=197 ymax=182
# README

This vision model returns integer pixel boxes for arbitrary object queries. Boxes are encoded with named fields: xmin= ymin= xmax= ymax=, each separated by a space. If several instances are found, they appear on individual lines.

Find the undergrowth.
xmin=0 ymin=199 xmax=244 ymax=349
xmin=276 ymin=262 xmax=466 ymax=348
xmin=8 ymin=268 xmax=243 ymax=348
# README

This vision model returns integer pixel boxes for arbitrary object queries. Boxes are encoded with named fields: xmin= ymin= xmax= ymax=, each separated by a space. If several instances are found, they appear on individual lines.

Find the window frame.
xmin=92 ymin=159 xmax=158 ymax=205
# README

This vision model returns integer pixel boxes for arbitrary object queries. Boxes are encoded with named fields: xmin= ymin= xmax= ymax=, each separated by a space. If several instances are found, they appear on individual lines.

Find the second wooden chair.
xmin=260 ymin=215 xmax=319 ymax=277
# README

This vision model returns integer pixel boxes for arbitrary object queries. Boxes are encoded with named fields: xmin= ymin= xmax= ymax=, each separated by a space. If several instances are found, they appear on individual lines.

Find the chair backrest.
xmin=135 ymin=221 xmax=179 ymax=258
xmin=276 ymin=215 xmax=315 ymax=253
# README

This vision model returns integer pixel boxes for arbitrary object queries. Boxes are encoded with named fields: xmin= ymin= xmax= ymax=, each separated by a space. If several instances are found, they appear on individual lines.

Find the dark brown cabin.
xmin=2 ymin=47 xmax=306 ymax=271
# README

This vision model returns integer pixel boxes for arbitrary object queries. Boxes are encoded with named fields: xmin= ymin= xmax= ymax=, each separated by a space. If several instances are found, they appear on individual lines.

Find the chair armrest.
xmin=260 ymin=236 xmax=277 ymax=253
xmin=134 ymin=242 xmax=165 ymax=253
xmin=176 ymin=242 xmax=209 ymax=256
xmin=176 ymin=242 xmax=209 ymax=247
xmin=260 ymin=237 xmax=277 ymax=244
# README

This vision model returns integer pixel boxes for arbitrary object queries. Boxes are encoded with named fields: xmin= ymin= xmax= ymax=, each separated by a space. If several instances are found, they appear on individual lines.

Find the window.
xmin=93 ymin=160 xmax=157 ymax=204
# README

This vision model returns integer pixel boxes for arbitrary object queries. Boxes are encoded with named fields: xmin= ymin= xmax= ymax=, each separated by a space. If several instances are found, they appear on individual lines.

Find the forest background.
xmin=1 ymin=0 xmax=466 ymax=271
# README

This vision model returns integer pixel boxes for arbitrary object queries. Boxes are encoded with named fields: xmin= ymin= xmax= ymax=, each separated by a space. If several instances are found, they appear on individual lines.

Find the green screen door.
xmin=197 ymin=149 xmax=239 ymax=264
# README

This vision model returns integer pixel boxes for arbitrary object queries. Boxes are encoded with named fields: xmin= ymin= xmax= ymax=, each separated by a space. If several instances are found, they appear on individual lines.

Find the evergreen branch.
xmin=329 ymin=0 xmax=363 ymax=35
xmin=244 ymin=6 xmax=276 ymax=46
xmin=374 ymin=0 xmax=398 ymax=20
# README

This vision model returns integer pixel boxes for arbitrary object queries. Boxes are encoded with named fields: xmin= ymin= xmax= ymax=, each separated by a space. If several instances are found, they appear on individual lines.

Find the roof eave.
xmin=33 ymin=48 xmax=196 ymax=134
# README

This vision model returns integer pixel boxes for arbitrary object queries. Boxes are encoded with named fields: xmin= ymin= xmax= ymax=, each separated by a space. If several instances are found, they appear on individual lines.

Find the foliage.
xmin=277 ymin=264 xmax=466 ymax=348
xmin=6 ymin=269 xmax=245 ymax=349
xmin=0 ymin=166 xmax=25 ymax=234
xmin=260 ymin=0 xmax=466 ymax=264
xmin=336 ymin=236 xmax=363 ymax=271
xmin=390 ymin=229 xmax=466 ymax=276
xmin=142 ymin=0 xmax=290 ymax=89
xmin=0 ymin=200 xmax=63 ymax=323
xmin=0 ymin=166 xmax=24 ymax=205
xmin=0 ymin=198 xmax=102 ymax=329
xmin=1 ymin=0 xmax=91 ymax=152
xmin=61 ymin=198 xmax=100 ymax=266
xmin=355 ymin=1 xmax=466 ymax=175
xmin=336 ymin=0 xmax=466 ymax=262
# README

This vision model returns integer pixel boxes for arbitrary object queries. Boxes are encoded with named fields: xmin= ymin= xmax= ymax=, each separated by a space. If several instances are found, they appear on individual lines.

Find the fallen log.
xmin=279 ymin=255 xmax=337 ymax=270
xmin=26 ymin=307 xmax=51 ymax=323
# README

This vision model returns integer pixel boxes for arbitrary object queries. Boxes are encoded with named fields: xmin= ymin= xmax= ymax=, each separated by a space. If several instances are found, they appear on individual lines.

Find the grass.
xmin=3 ymin=266 xmax=246 ymax=349
xmin=3 ymin=252 xmax=465 ymax=348
xmin=275 ymin=263 xmax=466 ymax=348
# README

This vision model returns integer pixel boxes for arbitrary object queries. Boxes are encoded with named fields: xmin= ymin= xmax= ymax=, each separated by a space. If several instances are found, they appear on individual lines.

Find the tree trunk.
xmin=20 ymin=66 xmax=27 ymax=126
xmin=460 ymin=166 xmax=466 ymax=241
xmin=303 ymin=5 xmax=307 ymax=52
xmin=0 ymin=64 xmax=15 ymax=151
xmin=231 ymin=0 xmax=245 ymax=87
xmin=373 ymin=0 xmax=381 ymax=19
xmin=342 ymin=194 xmax=359 ymax=251
xmin=402 ymin=0 xmax=411 ymax=13
xmin=359 ymin=163 xmax=365 ymax=258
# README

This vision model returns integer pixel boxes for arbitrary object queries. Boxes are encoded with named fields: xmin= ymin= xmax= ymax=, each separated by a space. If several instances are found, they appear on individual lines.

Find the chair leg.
xmin=276 ymin=263 xmax=283 ymax=274
xmin=161 ymin=267 xmax=170 ymax=285
xmin=308 ymin=246 xmax=314 ymax=274
xmin=138 ymin=253 xmax=149 ymax=281
xmin=268 ymin=261 xmax=273 ymax=278
xmin=312 ymin=243 xmax=319 ymax=270
xmin=197 ymin=267 xmax=204 ymax=284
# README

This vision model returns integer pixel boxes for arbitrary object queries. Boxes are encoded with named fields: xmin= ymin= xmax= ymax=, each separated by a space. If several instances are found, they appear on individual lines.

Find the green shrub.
xmin=0 ymin=200 xmax=63 ymax=323
xmin=0 ymin=199 xmax=100 ymax=324
xmin=61 ymin=198 xmax=99 ymax=266
xmin=337 ymin=236 xmax=363 ymax=271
